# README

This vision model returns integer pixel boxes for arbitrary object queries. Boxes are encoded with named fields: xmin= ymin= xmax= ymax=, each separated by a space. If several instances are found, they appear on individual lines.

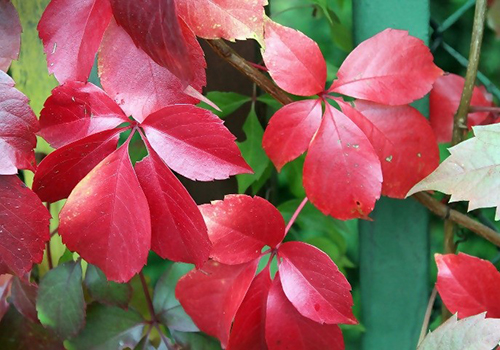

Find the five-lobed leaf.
xmin=435 ymin=253 xmax=500 ymax=318
xmin=417 ymin=313 xmax=500 ymax=350
xmin=199 ymin=194 xmax=286 ymax=265
xmin=0 ymin=0 xmax=21 ymax=72
xmin=407 ymin=123 xmax=500 ymax=219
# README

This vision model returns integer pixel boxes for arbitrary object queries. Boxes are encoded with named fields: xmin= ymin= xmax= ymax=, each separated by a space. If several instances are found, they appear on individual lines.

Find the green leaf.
xmin=418 ymin=313 xmax=500 ymax=350
xmin=256 ymin=94 xmax=283 ymax=111
xmin=171 ymin=331 xmax=222 ymax=350
xmin=36 ymin=261 xmax=85 ymax=339
xmin=58 ymin=248 xmax=75 ymax=265
xmin=197 ymin=92 xmax=250 ymax=118
xmin=0 ymin=307 xmax=64 ymax=350
xmin=84 ymin=264 xmax=132 ymax=309
xmin=236 ymin=105 xmax=270 ymax=193
xmin=67 ymin=304 xmax=145 ymax=350
xmin=153 ymin=263 xmax=197 ymax=332
xmin=279 ymin=155 xmax=306 ymax=198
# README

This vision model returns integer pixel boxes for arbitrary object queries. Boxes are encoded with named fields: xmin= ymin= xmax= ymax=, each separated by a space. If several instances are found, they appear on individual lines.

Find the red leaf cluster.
xmin=176 ymin=195 xmax=355 ymax=350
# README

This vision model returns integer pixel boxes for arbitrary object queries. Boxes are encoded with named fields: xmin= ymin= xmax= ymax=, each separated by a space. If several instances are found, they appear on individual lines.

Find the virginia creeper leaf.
xmin=0 ymin=175 xmax=50 ymax=277
xmin=303 ymin=104 xmax=382 ymax=220
xmin=262 ymin=99 xmax=322 ymax=171
xmin=265 ymin=274 xmax=345 ymax=350
xmin=171 ymin=331 xmax=222 ymax=350
xmin=330 ymin=29 xmax=443 ymax=105
xmin=407 ymin=123 xmax=500 ymax=219
xmin=10 ymin=276 xmax=38 ymax=322
xmin=227 ymin=266 xmax=272 ymax=350
xmin=153 ymin=263 xmax=198 ymax=332
xmin=99 ymin=19 xmax=206 ymax=123
xmin=141 ymin=105 xmax=252 ymax=181
xmin=176 ymin=259 xmax=259 ymax=348
xmin=0 ymin=275 xmax=11 ymax=322
xmin=135 ymin=148 xmax=211 ymax=267
xmin=36 ymin=261 xmax=85 ymax=339
xmin=67 ymin=303 xmax=145 ymax=350
xmin=417 ymin=313 xmax=500 ymax=350
xmin=0 ymin=307 xmax=64 ymax=350
xmin=278 ymin=241 xmax=356 ymax=325
xmin=176 ymin=0 xmax=265 ymax=43
xmin=339 ymin=100 xmax=439 ymax=198
xmin=0 ymin=0 xmax=21 ymax=72
xmin=0 ymin=76 xmax=39 ymax=174
xmin=262 ymin=18 xmax=327 ymax=96
xmin=38 ymin=81 xmax=128 ymax=148
xmin=37 ymin=0 xmax=112 ymax=83
xmin=110 ymin=0 xmax=194 ymax=86
xmin=199 ymin=195 xmax=286 ymax=265
xmin=59 ymin=142 xmax=151 ymax=282
xmin=0 ymin=70 xmax=14 ymax=85
xmin=430 ymin=74 xmax=492 ymax=143
xmin=84 ymin=264 xmax=132 ymax=309
xmin=33 ymin=128 xmax=122 ymax=203
xmin=435 ymin=253 xmax=500 ymax=318
xmin=198 ymin=91 xmax=251 ymax=119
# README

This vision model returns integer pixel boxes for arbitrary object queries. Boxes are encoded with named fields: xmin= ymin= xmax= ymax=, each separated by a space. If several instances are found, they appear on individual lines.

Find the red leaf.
xmin=436 ymin=253 xmax=500 ymax=318
xmin=98 ymin=19 xmax=206 ymax=123
xmin=0 ymin=176 xmax=51 ymax=277
xmin=262 ymin=19 xmax=326 ymax=96
xmin=330 ymin=29 xmax=442 ymax=105
xmin=430 ymin=74 xmax=492 ymax=143
xmin=110 ymin=0 xmax=194 ymax=86
xmin=59 ymin=142 xmax=151 ymax=282
xmin=39 ymin=81 xmax=128 ymax=149
xmin=0 ymin=0 xmax=21 ymax=72
xmin=303 ymin=104 xmax=382 ymax=220
xmin=0 ymin=70 xmax=14 ymax=85
xmin=263 ymin=99 xmax=322 ymax=171
xmin=135 ymin=147 xmax=211 ymax=267
xmin=338 ymin=100 xmax=440 ymax=198
xmin=141 ymin=105 xmax=252 ymax=181
xmin=199 ymin=195 xmax=286 ymax=265
xmin=33 ymin=128 xmax=122 ymax=203
xmin=227 ymin=266 xmax=272 ymax=350
xmin=0 ymin=275 xmax=11 ymax=322
xmin=0 ymin=81 xmax=38 ymax=175
xmin=265 ymin=274 xmax=345 ymax=350
xmin=38 ymin=0 xmax=112 ymax=83
xmin=176 ymin=0 xmax=265 ymax=42
xmin=278 ymin=241 xmax=356 ymax=325
xmin=10 ymin=277 xmax=38 ymax=323
xmin=176 ymin=259 xmax=259 ymax=348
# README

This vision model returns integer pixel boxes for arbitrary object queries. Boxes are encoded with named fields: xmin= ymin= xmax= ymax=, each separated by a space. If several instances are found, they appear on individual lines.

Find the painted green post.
xmin=354 ymin=1 xmax=431 ymax=349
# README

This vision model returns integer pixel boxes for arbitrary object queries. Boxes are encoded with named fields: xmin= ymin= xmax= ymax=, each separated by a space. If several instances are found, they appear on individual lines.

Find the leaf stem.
xmin=285 ymin=197 xmax=308 ymax=235
xmin=469 ymin=105 xmax=500 ymax=113
xmin=45 ymin=202 xmax=53 ymax=270
xmin=418 ymin=287 xmax=438 ymax=345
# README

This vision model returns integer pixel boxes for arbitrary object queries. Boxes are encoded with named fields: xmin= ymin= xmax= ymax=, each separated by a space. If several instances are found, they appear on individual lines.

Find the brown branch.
xmin=205 ymin=39 xmax=500 ymax=249
xmin=469 ymin=106 xmax=500 ymax=113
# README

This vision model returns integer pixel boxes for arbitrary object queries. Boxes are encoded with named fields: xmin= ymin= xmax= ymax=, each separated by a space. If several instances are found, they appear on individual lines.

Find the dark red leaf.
xmin=10 ymin=277 xmax=38 ymax=323
xmin=330 ymin=29 xmax=442 ymax=105
xmin=0 ymin=0 xmax=21 ymax=72
xmin=303 ymin=104 xmax=382 ymax=220
xmin=0 ymin=82 xmax=38 ymax=174
xmin=262 ymin=18 xmax=326 ymax=96
xmin=39 ymin=81 xmax=128 ymax=149
xmin=263 ymin=99 xmax=322 ymax=171
xmin=0 ymin=275 xmax=12 ymax=322
xmin=436 ymin=253 xmax=500 ymax=318
xmin=110 ymin=0 xmax=193 ymax=86
xmin=176 ymin=0 xmax=265 ymax=42
xmin=135 ymin=147 xmax=211 ymax=267
xmin=33 ymin=128 xmax=122 ymax=203
xmin=199 ymin=195 xmax=286 ymax=265
xmin=278 ymin=241 xmax=356 ymax=325
xmin=338 ymin=100 xmax=440 ymax=198
xmin=227 ymin=266 xmax=271 ymax=350
xmin=59 ymin=142 xmax=151 ymax=282
xmin=0 ymin=176 xmax=51 ymax=277
xmin=38 ymin=0 xmax=112 ymax=83
xmin=141 ymin=105 xmax=251 ymax=181
xmin=265 ymin=274 xmax=345 ymax=350
xmin=176 ymin=259 xmax=259 ymax=348
xmin=98 ymin=19 xmax=206 ymax=123
xmin=430 ymin=74 xmax=493 ymax=143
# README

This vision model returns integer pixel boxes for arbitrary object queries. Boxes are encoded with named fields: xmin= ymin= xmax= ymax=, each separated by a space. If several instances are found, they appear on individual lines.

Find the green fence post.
xmin=354 ymin=1 xmax=431 ymax=349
